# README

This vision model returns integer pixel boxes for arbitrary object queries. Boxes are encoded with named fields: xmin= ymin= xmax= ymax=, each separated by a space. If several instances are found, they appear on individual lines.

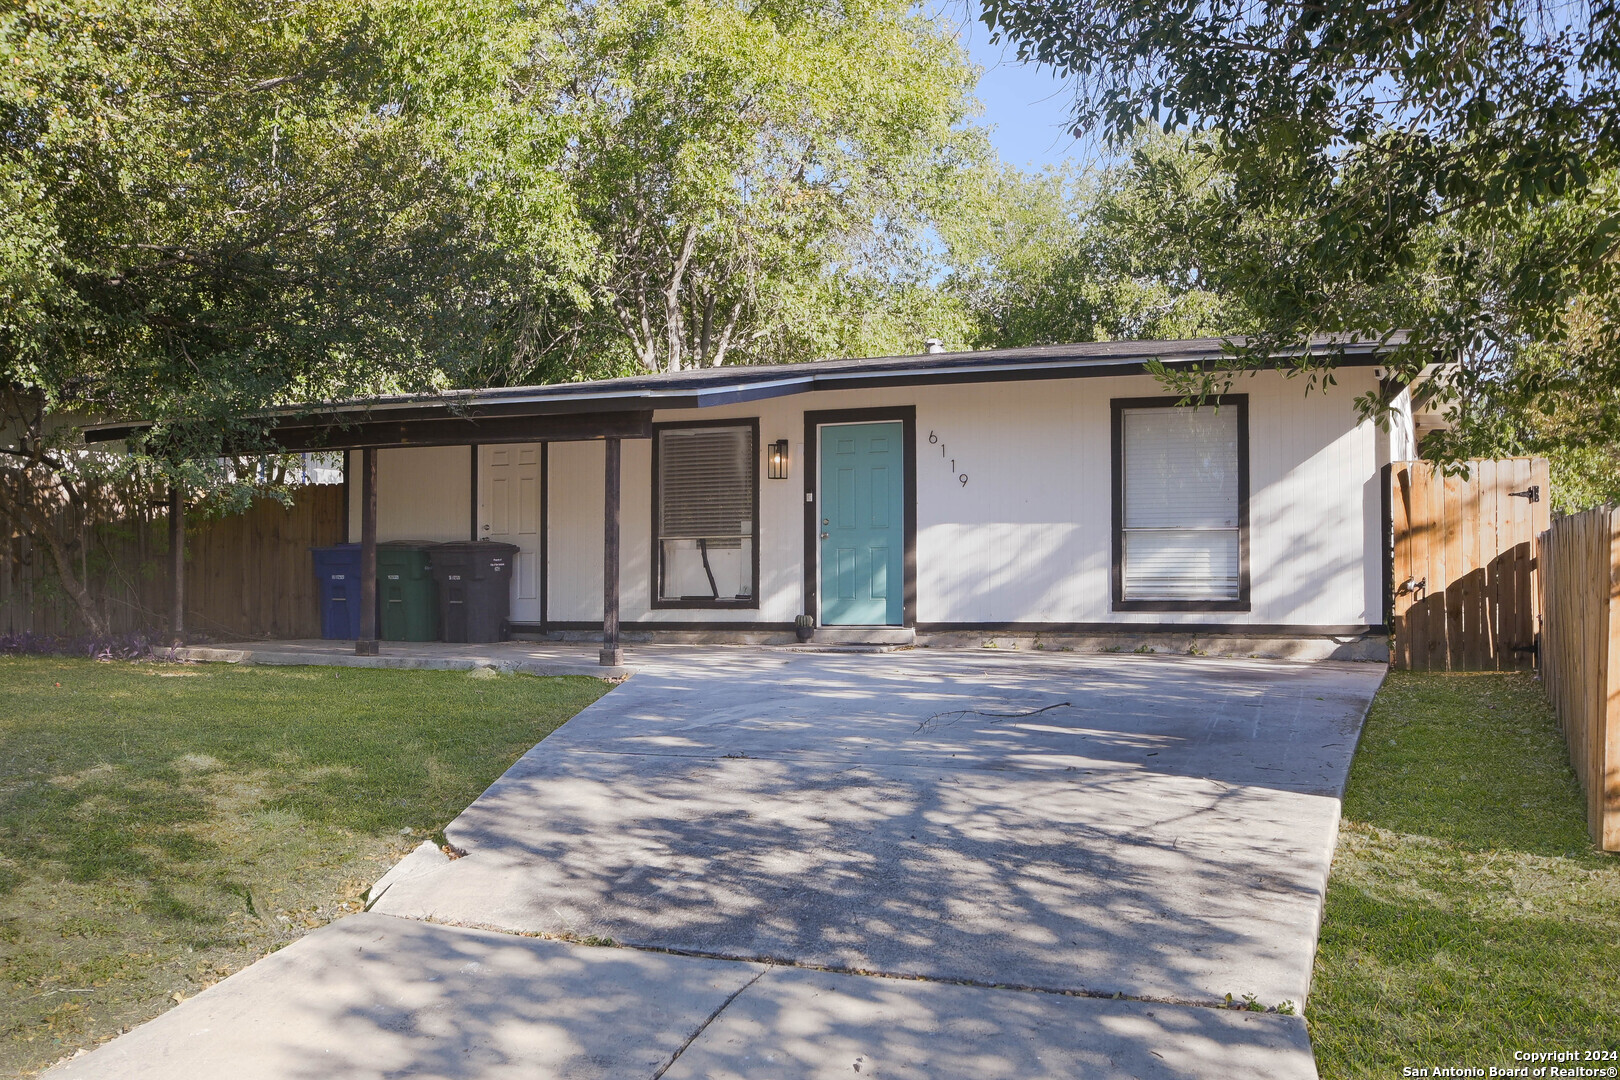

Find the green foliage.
xmin=2 ymin=0 xmax=986 ymax=425
xmin=0 ymin=0 xmax=987 ymax=628
xmin=979 ymin=0 xmax=1620 ymax=480
xmin=944 ymin=131 xmax=1249 ymax=347
xmin=0 ymin=658 xmax=607 ymax=1073
xmin=541 ymin=0 xmax=985 ymax=373
xmin=1 ymin=0 xmax=542 ymax=448
xmin=1 ymin=0 xmax=559 ymax=628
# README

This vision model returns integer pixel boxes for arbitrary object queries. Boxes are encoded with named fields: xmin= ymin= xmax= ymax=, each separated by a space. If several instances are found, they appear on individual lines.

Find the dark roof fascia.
xmin=663 ymin=344 xmax=1391 ymax=407
xmin=81 ymin=337 xmax=1402 ymax=445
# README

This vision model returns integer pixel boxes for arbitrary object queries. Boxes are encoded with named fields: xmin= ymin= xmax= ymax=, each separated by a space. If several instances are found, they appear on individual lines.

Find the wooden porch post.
xmin=601 ymin=437 xmax=623 ymax=667
xmin=168 ymin=482 xmax=185 ymax=644
xmin=356 ymin=447 xmax=379 ymax=655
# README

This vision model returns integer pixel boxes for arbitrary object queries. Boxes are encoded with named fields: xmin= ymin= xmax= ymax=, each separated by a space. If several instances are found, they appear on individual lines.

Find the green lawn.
xmin=1311 ymin=671 xmax=1620 ymax=1077
xmin=0 ymin=657 xmax=609 ymax=1078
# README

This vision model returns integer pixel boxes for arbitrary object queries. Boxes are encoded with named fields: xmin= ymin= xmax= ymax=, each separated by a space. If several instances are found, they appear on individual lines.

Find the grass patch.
xmin=1311 ymin=671 xmax=1620 ymax=1078
xmin=0 ymin=658 xmax=608 ymax=1077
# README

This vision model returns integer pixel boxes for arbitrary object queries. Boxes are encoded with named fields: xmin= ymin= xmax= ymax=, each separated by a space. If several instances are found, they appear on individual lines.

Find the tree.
xmin=978 ymin=0 xmax=1620 ymax=481
xmin=1 ymin=0 xmax=992 ymax=631
xmin=944 ymin=132 xmax=1247 ymax=347
xmin=0 ymin=0 xmax=582 ymax=633
xmin=543 ymin=0 xmax=985 ymax=373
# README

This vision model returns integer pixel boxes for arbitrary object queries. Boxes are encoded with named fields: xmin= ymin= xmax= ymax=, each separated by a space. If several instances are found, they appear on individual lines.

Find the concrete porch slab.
xmin=174 ymin=639 xmax=631 ymax=679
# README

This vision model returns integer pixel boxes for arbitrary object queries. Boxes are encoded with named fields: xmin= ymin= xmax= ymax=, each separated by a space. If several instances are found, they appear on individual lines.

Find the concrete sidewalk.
xmin=50 ymin=914 xmax=1318 ymax=1080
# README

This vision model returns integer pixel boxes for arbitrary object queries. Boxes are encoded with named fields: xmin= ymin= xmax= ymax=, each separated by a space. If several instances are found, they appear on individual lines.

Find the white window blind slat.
xmin=1123 ymin=530 xmax=1240 ymax=600
xmin=1122 ymin=408 xmax=1239 ymax=529
xmin=1121 ymin=406 xmax=1241 ymax=601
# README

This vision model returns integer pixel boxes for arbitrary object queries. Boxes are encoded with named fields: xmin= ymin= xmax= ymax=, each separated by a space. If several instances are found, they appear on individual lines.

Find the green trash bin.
xmin=377 ymin=543 xmax=438 ymax=641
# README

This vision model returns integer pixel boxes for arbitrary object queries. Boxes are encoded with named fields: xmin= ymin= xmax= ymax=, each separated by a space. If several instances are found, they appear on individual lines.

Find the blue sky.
xmin=940 ymin=2 xmax=1101 ymax=171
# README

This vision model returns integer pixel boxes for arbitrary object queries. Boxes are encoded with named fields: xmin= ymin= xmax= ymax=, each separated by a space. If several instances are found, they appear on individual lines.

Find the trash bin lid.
xmin=432 ymin=541 xmax=519 ymax=554
xmin=429 ymin=541 xmax=519 ymax=579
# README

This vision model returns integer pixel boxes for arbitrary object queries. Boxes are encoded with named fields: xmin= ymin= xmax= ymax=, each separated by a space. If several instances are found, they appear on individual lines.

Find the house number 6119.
xmin=928 ymin=431 xmax=968 ymax=487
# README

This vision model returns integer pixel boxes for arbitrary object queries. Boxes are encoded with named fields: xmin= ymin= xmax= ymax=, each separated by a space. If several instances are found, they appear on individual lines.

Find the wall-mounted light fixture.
xmin=768 ymin=439 xmax=790 ymax=480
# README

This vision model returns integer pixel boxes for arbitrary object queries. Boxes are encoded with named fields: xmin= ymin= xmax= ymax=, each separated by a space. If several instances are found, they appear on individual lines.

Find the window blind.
xmin=658 ymin=427 xmax=753 ymax=539
xmin=1121 ymin=406 xmax=1240 ymax=600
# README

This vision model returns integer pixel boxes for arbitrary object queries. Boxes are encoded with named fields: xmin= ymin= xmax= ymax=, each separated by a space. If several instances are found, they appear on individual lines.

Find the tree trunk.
xmin=663 ymin=225 xmax=699 ymax=372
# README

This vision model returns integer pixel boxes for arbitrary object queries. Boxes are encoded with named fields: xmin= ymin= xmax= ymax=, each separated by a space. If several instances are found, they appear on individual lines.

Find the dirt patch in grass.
xmin=0 ymin=658 xmax=608 ymax=1077
xmin=1311 ymin=671 xmax=1620 ymax=1078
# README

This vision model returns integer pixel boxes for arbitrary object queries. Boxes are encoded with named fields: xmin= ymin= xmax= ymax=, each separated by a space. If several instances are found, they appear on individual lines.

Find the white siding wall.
xmin=546 ymin=440 xmax=606 ymax=622
xmin=346 ymin=446 xmax=471 ymax=543
xmin=360 ymin=367 xmax=1391 ymax=629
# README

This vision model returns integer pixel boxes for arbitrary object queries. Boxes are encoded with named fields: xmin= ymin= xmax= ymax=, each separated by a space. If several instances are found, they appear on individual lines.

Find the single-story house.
xmin=88 ymin=337 xmax=1422 ymax=663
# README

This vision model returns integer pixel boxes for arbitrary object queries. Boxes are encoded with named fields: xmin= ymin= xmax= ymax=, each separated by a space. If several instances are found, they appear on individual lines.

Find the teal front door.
xmin=819 ymin=422 xmax=904 ymax=626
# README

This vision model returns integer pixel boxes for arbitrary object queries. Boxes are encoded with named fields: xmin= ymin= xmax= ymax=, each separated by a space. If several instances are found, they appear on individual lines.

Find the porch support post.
xmin=356 ymin=447 xmax=380 ymax=656
xmin=600 ymin=437 xmax=623 ymax=667
xmin=168 ymin=481 xmax=185 ymax=644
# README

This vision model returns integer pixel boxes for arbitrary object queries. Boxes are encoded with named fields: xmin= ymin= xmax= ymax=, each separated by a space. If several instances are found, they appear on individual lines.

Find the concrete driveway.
xmin=51 ymin=648 xmax=1383 ymax=1079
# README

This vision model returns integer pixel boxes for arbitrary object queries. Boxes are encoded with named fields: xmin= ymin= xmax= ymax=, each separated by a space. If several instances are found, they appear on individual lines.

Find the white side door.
xmin=479 ymin=444 xmax=543 ymax=624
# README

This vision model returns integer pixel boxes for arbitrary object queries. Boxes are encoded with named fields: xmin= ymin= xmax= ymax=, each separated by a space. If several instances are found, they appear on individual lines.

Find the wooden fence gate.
xmin=1389 ymin=458 xmax=1550 ymax=671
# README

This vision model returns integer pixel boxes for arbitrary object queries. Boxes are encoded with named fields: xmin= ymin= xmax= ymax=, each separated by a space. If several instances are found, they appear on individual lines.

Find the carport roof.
xmin=83 ymin=333 xmax=1408 ymax=451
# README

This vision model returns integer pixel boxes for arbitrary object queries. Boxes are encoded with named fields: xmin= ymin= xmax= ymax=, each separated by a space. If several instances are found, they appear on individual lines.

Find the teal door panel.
xmin=819 ymin=422 xmax=903 ymax=625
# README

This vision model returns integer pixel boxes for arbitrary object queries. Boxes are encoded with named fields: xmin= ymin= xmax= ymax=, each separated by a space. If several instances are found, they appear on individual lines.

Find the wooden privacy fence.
xmin=1389 ymin=458 xmax=1550 ymax=671
xmin=185 ymin=487 xmax=345 ymax=639
xmin=1537 ymin=507 xmax=1620 ymax=850
xmin=1 ymin=485 xmax=344 ymax=640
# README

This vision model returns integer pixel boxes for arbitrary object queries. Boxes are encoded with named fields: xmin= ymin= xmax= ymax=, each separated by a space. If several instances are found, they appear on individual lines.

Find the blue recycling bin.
xmin=311 ymin=544 xmax=363 ymax=639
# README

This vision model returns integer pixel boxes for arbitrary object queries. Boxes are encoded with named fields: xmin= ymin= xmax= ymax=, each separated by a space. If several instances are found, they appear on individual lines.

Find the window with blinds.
xmin=1118 ymin=403 xmax=1245 ymax=604
xmin=655 ymin=424 xmax=757 ymax=605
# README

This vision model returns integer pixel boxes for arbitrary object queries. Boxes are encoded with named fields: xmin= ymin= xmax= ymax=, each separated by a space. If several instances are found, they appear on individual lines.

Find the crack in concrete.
xmin=650 ymin=964 xmax=770 ymax=1079
xmin=409 ymin=913 xmax=1299 ymax=1019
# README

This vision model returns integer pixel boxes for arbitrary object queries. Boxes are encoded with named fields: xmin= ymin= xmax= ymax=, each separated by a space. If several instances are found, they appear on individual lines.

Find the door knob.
xmin=820 ymin=532 xmax=829 ymax=539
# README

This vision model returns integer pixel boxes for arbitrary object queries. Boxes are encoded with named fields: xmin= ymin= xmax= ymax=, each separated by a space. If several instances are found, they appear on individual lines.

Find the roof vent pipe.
xmin=924 ymin=338 xmax=945 ymax=354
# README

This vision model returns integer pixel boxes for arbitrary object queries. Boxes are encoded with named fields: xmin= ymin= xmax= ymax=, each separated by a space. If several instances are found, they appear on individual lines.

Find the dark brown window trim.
xmin=1110 ymin=395 xmax=1251 ymax=613
xmin=650 ymin=417 xmax=762 ymax=611
xmin=802 ymin=406 xmax=918 ymax=628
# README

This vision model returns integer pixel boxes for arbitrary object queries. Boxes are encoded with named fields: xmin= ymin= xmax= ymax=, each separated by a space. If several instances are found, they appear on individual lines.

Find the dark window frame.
xmin=1110 ymin=395 xmax=1251 ymax=613
xmin=650 ymin=417 xmax=762 ymax=610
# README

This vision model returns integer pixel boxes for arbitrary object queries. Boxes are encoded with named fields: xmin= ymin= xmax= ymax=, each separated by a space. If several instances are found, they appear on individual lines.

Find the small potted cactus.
xmin=794 ymin=614 xmax=815 ymax=643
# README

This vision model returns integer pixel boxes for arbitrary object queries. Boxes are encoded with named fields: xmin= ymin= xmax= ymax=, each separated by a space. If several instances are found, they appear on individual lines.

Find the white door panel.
xmin=480 ymin=444 xmax=543 ymax=624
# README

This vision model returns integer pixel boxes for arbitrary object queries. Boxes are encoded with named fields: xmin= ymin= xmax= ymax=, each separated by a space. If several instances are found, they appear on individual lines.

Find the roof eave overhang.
xmin=81 ymin=342 xmax=1396 ymax=450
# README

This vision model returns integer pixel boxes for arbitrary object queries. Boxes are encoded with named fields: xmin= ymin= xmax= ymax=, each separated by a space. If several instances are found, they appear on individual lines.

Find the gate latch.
xmin=1396 ymin=577 xmax=1426 ymax=596
xmin=1508 ymin=484 xmax=1541 ymax=503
